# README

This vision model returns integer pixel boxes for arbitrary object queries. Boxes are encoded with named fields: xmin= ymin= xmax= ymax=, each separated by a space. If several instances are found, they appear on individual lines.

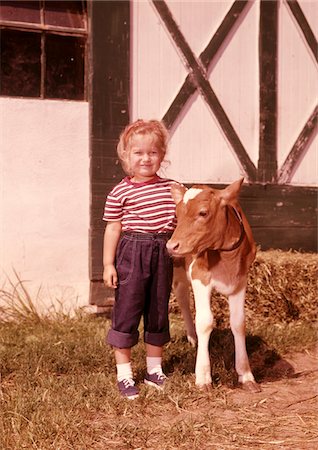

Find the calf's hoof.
xmin=187 ymin=334 xmax=197 ymax=347
xmin=241 ymin=380 xmax=261 ymax=393
xmin=196 ymin=383 xmax=212 ymax=393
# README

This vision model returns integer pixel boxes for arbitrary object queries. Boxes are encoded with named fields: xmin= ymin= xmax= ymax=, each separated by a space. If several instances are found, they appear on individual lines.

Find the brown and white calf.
xmin=167 ymin=178 xmax=260 ymax=393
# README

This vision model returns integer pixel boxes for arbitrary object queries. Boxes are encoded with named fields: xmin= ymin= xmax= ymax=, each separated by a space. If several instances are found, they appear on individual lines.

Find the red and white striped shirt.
xmin=103 ymin=175 xmax=178 ymax=233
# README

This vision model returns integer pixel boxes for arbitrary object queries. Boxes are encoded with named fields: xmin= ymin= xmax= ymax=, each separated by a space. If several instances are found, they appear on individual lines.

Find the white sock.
xmin=116 ymin=362 xmax=133 ymax=382
xmin=146 ymin=356 xmax=163 ymax=375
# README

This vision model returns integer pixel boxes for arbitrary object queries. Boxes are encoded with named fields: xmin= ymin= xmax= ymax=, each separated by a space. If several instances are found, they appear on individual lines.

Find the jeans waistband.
xmin=121 ymin=231 xmax=173 ymax=241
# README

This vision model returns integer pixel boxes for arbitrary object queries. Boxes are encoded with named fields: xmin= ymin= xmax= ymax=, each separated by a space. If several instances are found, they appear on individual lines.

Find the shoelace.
xmin=122 ymin=378 xmax=135 ymax=388
xmin=155 ymin=372 xmax=167 ymax=381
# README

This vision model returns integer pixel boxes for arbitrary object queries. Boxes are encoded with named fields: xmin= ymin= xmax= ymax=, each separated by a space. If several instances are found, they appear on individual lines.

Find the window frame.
xmin=0 ymin=0 xmax=88 ymax=100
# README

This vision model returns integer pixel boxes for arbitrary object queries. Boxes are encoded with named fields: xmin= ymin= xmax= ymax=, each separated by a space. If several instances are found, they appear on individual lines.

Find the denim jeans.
xmin=107 ymin=232 xmax=173 ymax=348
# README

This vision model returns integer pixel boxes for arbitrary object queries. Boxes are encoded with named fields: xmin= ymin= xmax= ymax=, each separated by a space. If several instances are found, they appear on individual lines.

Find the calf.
xmin=167 ymin=178 xmax=260 ymax=393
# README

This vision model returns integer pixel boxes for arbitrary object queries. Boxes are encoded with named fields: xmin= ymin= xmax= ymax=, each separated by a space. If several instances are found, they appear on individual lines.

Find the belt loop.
xmin=122 ymin=231 xmax=173 ymax=241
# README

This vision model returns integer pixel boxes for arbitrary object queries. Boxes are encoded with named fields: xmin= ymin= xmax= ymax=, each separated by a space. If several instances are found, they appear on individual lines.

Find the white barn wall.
xmin=1 ymin=98 xmax=89 ymax=312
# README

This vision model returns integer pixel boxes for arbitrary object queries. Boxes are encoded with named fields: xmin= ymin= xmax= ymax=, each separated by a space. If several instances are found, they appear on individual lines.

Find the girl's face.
xmin=128 ymin=134 xmax=163 ymax=182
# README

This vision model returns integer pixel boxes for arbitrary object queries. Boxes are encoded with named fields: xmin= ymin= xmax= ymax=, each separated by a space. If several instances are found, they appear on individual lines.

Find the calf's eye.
xmin=199 ymin=210 xmax=208 ymax=217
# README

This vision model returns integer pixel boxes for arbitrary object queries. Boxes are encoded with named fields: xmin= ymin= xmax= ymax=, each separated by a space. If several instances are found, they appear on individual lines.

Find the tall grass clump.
xmin=0 ymin=269 xmax=83 ymax=323
xmin=0 ymin=269 xmax=46 ymax=323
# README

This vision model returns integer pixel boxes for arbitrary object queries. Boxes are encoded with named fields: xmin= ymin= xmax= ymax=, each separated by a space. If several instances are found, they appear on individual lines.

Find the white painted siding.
xmin=0 ymin=98 xmax=89 ymax=312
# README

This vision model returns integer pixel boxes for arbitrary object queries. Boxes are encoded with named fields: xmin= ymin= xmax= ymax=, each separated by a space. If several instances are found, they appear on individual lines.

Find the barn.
xmin=1 ymin=0 xmax=317 ymax=311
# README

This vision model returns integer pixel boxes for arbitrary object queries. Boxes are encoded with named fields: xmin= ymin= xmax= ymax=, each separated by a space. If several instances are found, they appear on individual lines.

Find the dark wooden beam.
xmin=152 ymin=0 xmax=257 ymax=182
xmin=163 ymin=0 xmax=250 ymax=130
xmin=258 ymin=0 xmax=278 ymax=183
xmin=89 ymin=0 xmax=130 ymax=305
xmin=286 ymin=0 xmax=318 ymax=63
xmin=278 ymin=105 xmax=318 ymax=184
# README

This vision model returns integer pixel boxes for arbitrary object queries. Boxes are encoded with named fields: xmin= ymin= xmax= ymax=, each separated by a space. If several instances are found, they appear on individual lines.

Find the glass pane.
xmin=0 ymin=1 xmax=40 ymax=24
xmin=44 ymin=1 xmax=85 ymax=28
xmin=0 ymin=29 xmax=41 ymax=97
xmin=45 ymin=34 xmax=85 ymax=100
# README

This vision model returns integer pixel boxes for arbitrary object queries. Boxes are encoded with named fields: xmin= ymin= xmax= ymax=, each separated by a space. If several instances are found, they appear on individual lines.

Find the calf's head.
xmin=167 ymin=178 xmax=244 ymax=256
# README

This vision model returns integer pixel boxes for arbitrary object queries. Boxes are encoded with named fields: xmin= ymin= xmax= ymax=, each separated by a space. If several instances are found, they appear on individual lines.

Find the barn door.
xmin=132 ymin=0 xmax=317 ymax=186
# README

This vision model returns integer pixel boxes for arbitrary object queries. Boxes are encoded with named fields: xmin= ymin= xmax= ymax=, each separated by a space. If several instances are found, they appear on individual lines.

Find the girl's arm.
xmin=103 ymin=221 xmax=122 ymax=288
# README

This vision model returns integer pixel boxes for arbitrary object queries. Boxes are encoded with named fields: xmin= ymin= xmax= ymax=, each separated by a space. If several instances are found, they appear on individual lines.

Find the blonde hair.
xmin=117 ymin=119 xmax=169 ymax=175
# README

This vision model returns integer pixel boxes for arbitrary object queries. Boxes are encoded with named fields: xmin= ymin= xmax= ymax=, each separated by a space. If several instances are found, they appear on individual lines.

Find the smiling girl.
xmin=102 ymin=119 xmax=180 ymax=399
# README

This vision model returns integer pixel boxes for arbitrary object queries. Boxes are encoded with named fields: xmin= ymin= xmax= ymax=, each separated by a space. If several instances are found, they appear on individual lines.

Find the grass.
xmin=0 ymin=313 xmax=317 ymax=449
xmin=0 ymin=252 xmax=317 ymax=449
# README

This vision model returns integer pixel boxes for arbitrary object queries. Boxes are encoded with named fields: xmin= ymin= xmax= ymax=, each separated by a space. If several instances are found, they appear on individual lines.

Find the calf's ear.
xmin=171 ymin=183 xmax=187 ymax=205
xmin=221 ymin=178 xmax=244 ymax=203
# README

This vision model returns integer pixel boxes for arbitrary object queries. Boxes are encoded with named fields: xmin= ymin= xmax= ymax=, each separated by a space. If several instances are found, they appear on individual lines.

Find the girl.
xmin=103 ymin=119 xmax=179 ymax=399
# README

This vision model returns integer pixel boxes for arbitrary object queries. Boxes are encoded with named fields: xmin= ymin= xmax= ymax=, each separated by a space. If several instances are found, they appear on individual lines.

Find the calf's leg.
xmin=229 ymin=287 xmax=261 ymax=393
xmin=191 ymin=279 xmax=213 ymax=389
xmin=173 ymin=265 xmax=196 ymax=346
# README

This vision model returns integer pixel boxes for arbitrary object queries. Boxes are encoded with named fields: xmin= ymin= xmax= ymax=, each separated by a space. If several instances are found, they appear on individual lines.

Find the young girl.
xmin=103 ymin=119 xmax=179 ymax=399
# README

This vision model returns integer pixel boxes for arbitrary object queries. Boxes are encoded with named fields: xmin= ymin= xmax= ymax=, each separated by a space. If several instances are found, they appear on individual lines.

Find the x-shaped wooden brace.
xmin=152 ymin=0 xmax=257 ymax=182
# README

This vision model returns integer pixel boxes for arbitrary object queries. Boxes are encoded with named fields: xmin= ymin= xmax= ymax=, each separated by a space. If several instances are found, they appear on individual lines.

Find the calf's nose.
xmin=166 ymin=239 xmax=180 ymax=254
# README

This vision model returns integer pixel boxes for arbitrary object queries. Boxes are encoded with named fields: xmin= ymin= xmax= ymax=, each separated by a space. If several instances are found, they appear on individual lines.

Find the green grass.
xmin=0 ymin=313 xmax=317 ymax=449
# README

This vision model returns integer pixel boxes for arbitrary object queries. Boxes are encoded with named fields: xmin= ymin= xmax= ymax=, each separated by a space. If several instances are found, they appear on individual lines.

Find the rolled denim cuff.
xmin=107 ymin=328 xmax=139 ymax=348
xmin=144 ymin=330 xmax=170 ymax=346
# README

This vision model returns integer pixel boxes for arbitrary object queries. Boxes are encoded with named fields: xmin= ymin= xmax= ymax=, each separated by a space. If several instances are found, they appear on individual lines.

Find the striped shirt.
xmin=103 ymin=175 xmax=178 ymax=233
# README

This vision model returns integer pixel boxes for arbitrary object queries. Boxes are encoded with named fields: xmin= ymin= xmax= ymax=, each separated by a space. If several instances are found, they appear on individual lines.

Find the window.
xmin=0 ymin=1 xmax=87 ymax=100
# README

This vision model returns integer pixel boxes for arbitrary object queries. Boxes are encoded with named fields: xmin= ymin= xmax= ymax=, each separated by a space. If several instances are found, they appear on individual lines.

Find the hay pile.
xmin=170 ymin=250 xmax=317 ymax=326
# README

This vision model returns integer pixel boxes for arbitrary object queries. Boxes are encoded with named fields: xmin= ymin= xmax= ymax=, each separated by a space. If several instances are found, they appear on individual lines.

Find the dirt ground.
xmin=231 ymin=345 xmax=318 ymax=407
xmin=215 ymin=345 xmax=318 ymax=449
xmin=161 ymin=344 xmax=318 ymax=450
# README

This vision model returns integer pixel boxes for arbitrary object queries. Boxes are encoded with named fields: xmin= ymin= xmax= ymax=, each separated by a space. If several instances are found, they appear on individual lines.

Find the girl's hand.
xmin=103 ymin=264 xmax=118 ymax=289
